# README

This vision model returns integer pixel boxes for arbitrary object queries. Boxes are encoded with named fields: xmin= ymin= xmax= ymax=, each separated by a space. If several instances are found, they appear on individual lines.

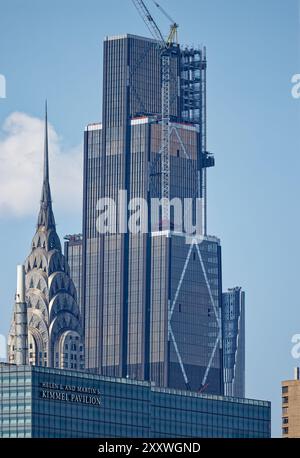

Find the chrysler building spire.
xmin=37 ymin=100 xmax=56 ymax=229
xmin=8 ymin=103 xmax=84 ymax=370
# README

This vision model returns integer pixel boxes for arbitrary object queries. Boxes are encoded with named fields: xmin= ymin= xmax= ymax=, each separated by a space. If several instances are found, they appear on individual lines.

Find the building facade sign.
xmin=40 ymin=382 xmax=101 ymax=406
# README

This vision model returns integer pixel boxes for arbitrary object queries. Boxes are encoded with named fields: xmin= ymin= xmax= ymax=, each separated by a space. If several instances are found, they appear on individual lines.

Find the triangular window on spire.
xmin=37 ymin=102 xmax=56 ymax=231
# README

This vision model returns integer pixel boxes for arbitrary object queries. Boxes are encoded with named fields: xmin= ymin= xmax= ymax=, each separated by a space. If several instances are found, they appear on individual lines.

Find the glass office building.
xmin=150 ymin=232 xmax=222 ymax=394
xmin=64 ymin=234 xmax=83 ymax=316
xmin=82 ymin=35 xmax=218 ymax=393
xmin=83 ymin=112 xmax=222 ymax=393
xmin=0 ymin=363 xmax=270 ymax=438
xmin=222 ymin=287 xmax=245 ymax=398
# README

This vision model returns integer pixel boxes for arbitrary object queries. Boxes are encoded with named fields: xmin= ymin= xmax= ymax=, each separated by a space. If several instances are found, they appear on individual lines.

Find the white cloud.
xmin=0 ymin=112 xmax=83 ymax=218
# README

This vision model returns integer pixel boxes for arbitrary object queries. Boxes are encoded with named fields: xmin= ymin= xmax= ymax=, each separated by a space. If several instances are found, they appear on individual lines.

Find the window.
xmin=282 ymin=427 xmax=289 ymax=435
xmin=282 ymin=407 xmax=288 ymax=415
xmin=282 ymin=417 xmax=288 ymax=424
xmin=282 ymin=386 xmax=288 ymax=394
xmin=282 ymin=396 xmax=288 ymax=404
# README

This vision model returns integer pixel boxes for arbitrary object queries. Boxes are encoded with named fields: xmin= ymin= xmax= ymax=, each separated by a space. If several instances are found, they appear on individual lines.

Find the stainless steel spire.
xmin=37 ymin=100 xmax=56 ymax=229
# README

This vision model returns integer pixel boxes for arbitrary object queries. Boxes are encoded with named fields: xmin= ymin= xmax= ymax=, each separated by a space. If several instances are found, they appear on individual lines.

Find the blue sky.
xmin=0 ymin=0 xmax=300 ymax=437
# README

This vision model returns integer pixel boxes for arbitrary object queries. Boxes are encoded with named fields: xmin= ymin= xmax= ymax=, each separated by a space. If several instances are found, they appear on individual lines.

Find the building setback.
xmin=0 ymin=363 xmax=270 ymax=438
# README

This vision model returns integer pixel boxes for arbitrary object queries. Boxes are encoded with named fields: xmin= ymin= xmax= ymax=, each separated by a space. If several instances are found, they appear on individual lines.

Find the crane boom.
xmin=131 ymin=0 xmax=165 ymax=44
xmin=151 ymin=0 xmax=178 ymax=45
xmin=152 ymin=0 xmax=175 ymax=24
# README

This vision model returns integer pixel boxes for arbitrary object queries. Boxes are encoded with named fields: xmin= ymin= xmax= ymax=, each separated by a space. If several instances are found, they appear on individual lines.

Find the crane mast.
xmin=131 ymin=0 xmax=178 ymax=229
xmin=160 ymin=47 xmax=171 ymax=228
xmin=131 ymin=0 xmax=219 ymax=392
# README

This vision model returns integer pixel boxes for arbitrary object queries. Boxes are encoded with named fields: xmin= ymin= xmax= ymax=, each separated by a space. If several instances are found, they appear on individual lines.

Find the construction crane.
xmin=131 ymin=0 xmax=179 ymax=229
xmin=132 ymin=1 xmax=219 ymax=393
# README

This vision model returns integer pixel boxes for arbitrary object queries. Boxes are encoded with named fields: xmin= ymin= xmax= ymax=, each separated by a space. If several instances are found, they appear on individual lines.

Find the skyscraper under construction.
xmin=82 ymin=24 xmax=223 ymax=394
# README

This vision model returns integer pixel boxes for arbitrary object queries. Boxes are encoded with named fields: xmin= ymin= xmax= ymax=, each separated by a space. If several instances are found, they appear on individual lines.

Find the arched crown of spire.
xmin=37 ymin=101 xmax=56 ymax=229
